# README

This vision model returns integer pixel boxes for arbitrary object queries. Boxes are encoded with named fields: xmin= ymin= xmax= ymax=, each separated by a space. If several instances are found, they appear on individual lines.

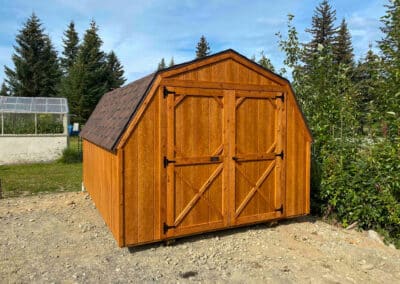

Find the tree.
xmin=169 ymin=57 xmax=175 ymax=67
xmin=77 ymin=20 xmax=108 ymax=121
xmin=0 ymin=82 xmax=9 ymax=96
xmin=378 ymin=0 xmax=400 ymax=137
xmin=61 ymin=21 xmax=79 ymax=73
xmin=60 ymin=20 xmax=108 ymax=122
xmin=195 ymin=35 xmax=211 ymax=58
xmin=303 ymin=0 xmax=337 ymax=61
xmin=4 ymin=13 xmax=61 ymax=97
xmin=333 ymin=19 xmax=354 ymax=66
xmin=257 ymin=51 xmax=275 ymax=72
xmin=353 ymin=47 xmax=382 ymax=134
xmin=106 ymin=51 xmax=126 ymax=90
xmin=158 ymin=58 xmax=166 ymax=70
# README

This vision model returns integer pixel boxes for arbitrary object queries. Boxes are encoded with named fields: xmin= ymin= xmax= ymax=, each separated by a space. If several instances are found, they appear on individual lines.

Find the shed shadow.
xmin=127 ymin=215 xmax=316 ymax=253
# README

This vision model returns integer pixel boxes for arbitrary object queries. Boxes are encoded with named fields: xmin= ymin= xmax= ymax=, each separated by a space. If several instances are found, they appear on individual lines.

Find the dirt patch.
xmin=1 ymin=192 xmax=399 ymax=283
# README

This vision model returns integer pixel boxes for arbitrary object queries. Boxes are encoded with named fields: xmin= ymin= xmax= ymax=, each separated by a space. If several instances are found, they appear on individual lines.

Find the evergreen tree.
xmin=158 ymin=58 xmax=166 ymax=70
xmin=258 ymin=51 xmax=275 ymax=72
xmin=353 ymin=47 xmax=382 ymax=134
xmin=333 ymin=19 xmax=354 ymax=66
xmin=106 ymin=51 xmax=126 ymax=90
xmin=61 ymin=21 xmax=79 ymax=73
xmin=4 ymin=13 xmax=61 ymax=97
xmin=303 ymin=0 xmax=337 ymax=60
xmin=169 ymin=57 xmax=175 ymax=67
xmin=77 ymin=20 xmax=108 ymax=121
xmin=377 ymin=0 xmax=400 ymax=138
xmin=195 ymin=35 xmax=211 ymax=58
xmin=60 ymin=20 xmax=108 ymax=122
xmin=0 ymin=82 xmax=9 ymax=96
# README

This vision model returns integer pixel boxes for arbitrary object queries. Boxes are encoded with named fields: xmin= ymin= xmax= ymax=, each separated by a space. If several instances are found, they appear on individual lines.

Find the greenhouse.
xmin=0 ymin=96 xmax=69 ymax=164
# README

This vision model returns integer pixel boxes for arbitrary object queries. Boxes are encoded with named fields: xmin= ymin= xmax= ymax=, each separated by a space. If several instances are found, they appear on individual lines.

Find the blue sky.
xmin=0 ymin=0 xmax=387 ymax=83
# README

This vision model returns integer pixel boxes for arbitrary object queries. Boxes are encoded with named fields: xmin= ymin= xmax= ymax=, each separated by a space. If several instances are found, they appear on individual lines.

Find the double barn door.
xmin=164 ymin=86 xmax=285 ymax=237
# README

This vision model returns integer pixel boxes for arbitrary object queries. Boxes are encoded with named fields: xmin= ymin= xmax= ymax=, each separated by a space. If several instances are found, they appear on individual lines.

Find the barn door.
xmin=164 ymin=86 xmax=226 ymax=237
xmin=231 ymin=90 xmax=286 ymax=225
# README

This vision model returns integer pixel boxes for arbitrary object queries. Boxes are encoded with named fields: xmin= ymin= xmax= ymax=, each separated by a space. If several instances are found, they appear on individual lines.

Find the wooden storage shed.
xmin=80 ymin=49 xmax=312 ymax=247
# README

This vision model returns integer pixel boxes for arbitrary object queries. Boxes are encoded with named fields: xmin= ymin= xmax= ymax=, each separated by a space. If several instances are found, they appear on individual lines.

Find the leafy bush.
xmin=58 ymin=147 xmax=82 ymax=164
xmin=313 ymin=139 xmax=400 ymax=247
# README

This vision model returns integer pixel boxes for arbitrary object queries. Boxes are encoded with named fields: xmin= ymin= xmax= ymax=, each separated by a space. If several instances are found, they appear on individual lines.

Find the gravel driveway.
xmin=1 ymin=192 xmax=399 ymax=283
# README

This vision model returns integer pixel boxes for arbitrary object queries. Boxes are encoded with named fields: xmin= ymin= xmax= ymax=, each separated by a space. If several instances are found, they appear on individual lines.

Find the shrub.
xmin=59 ymin=147 xmax=82 ymax=164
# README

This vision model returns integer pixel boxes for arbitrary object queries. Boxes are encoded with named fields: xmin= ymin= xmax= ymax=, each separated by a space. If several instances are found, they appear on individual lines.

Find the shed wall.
xmin=82 ymin=140 xmax=122 ymax=245
xmin=285 ymin=93 xmax=311 ymax=216
xmin=123 ymin=91 xmax=162 ymax=246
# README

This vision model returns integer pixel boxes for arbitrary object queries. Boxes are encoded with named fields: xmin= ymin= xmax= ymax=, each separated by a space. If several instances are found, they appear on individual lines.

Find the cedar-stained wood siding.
xmin=82 ymin=140 xmax=122 ymax=246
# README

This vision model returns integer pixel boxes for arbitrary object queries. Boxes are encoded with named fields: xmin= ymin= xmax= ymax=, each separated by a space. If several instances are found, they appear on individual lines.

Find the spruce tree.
xmin=61 ymin=21 xmax=79 ymax=73
xmin=353 ymin=47 xmax=381 ymax=133
xmin=304 ymin=0 xmax=337 ymax=59
xmin=79 ymin=20 xmax=108 ymax=121
xmin=158 ymin=58 xmax=166 ymax=70
xmin=258 ymin=51 xmax=275 ymax=72
xmin=0 ymin=82 xmax=9 ymax=96
xmin=333 ymin=19 xmax=354 ymax=66
xmin=106 ymin=51 xmax=126 ymax=90
xmin=60 ymin=20 xmax=108 ymax=122
xmin=196 ymin=35 xmax=211 ymax=58
xmin=4 ymin=13 xmax=61 ymax=97
xmin=377 ymin=0 xmax=400 ymax=137
xmin=169 ymin=57 xmax=175 ymax=67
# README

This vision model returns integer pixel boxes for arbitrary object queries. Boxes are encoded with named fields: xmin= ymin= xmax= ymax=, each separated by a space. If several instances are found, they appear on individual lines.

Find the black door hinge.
xmin=276 ymin=94 xmax=284 ymax=102
xmin=163 ymin=156 xmax=176 ymax=168
xmin=163 ymin=222 xmax=176 ymax=234
xmin=275 ymin=204 xmax=284 ymax=214
xmin=275 ymin=151 xmax=284 ymax=159
xmin=163 ymin=86 xmax=176 ymax=98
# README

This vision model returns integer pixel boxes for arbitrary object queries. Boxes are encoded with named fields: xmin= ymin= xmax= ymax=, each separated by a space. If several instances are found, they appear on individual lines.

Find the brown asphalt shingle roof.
xmin=80 ymin=73 xmax=156 ymax=151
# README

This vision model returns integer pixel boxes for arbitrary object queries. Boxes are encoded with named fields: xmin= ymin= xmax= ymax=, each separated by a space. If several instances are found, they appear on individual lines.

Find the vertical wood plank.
xmin=166 ymin=87 xmax=175 ymax=237
xmin=225 ymin=90 xmax=236 ymax=225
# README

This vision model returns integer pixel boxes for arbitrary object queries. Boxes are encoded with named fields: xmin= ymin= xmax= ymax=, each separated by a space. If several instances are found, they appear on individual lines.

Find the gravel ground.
xmin=1 ymin=192 xmax=399 ymax=283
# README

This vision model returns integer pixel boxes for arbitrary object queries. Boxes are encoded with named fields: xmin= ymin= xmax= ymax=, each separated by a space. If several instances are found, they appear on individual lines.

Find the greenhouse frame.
xmin=0 ymin=96 xmax=69 ymax=164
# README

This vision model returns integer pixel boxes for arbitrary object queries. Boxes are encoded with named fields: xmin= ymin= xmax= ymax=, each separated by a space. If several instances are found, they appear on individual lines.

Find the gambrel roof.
xmin=80 ymin=49 xmax=311 ymax=151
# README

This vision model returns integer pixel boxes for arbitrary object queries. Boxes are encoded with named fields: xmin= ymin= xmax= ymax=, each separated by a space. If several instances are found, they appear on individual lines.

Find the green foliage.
xmin=0 ymin=82 xmax=9 ymax=96
xmin=303 ymin=0 xmax=337 ymax=64
xmin=196 ymin=35 xmax=211 ymax=58
xmin=60 ymin=20 xmax=109 ymax=123
xmin=333 ymin=19 xmax=354 ymax=66
xmin=257 ymin=51 xmax=275 ymax=72
xmin=278 ymin=1 xmax=400 ymax=246
xmin=4 ymin=13 xmax=61 ymax=97
xmin=106 ymin=51 xmax=126 ymax=90
xmin=59 ymin=147 xmax=82 ymax=164
xmin=169 ymin=57 xmax=175 ymax=67
xmin=158 ymin=58 xmax=166 ymax=70
xmin=61 ymin=21 xmax=79 ymax=73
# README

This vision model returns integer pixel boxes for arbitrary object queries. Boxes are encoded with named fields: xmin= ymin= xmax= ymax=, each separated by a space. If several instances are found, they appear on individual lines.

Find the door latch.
xmin=210 ymin=156 xmax=220 ymax=162
xmin=275 ymin=151 xmax=284 ymax=159
xmin=275 ymin=204 xmax=283 ymax=214
xmin=163 ymin=222 xmax=176 ymax=234
xmin=163 ymin=156 xmax=176 ymax=168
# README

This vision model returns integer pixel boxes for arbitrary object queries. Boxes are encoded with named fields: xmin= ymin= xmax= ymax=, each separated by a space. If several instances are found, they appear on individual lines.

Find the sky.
xmin=0 ymin=0 xmax=388 ymax=84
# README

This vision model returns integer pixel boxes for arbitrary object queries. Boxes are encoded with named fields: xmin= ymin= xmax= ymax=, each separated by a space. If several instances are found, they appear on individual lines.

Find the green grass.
xmin=0 ymin=161 xmax=82 ymax=198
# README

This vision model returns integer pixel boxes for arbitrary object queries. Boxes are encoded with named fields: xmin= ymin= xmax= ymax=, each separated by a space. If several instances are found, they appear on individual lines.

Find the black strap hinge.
xmin=275 ymin=151 xmax=284 ymax=159
xmin=275 ymin=204 xmax=283 ymax=214
xmin=163 ymin=222 xmax=176 ymax=234
xmin=276 ymin=94 xmax=285 ymax=102
xmin=163 ymin=156 xmax=176 ymax=168
xmin=163 ymin=86 xmax=176 ymax=98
